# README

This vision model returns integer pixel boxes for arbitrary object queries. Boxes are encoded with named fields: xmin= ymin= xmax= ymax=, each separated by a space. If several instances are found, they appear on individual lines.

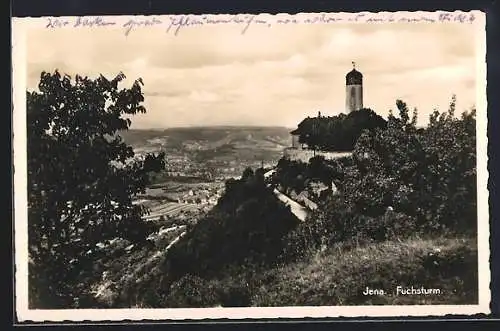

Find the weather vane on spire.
xmin=352 ymin=61 xmax=356 ymax=69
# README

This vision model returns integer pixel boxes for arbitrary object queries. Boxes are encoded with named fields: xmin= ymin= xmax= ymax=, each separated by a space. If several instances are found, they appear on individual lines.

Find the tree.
xmin=419 ymin=96 xmax=476 ymax=233
xmin=241 ymin=167 xmax=254 ymax=181
xmin=27 ymin=71 xmax=166 ymax=308
xmin=344 ymin=97 xmax=476 ymax=233
xmin=295 ymin=109 xmax=386 ymax=151
xmin=284 ymin=97 xmax=477 ymax=257
xmin=344 ymin=100 xmax=423 ymax=217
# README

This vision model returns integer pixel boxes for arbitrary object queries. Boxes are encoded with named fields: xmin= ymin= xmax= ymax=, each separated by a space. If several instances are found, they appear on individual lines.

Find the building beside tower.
xmin=345 ymin=61 xmax=363 ymax=112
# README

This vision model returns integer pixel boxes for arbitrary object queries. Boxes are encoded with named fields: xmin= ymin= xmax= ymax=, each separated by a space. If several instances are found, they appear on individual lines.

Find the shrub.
xmin=165 ymin=274 xmax=219 ymax=308
xmin=281 ymin=97 xmax=476 ymax=260
xmin=163 ymin=170 xmax=300 ymax=283
xmin=345 ymin=97 xmax=476 ymax=234
xmin=272 ymin=156 xmax=338 ymax=199
xmin=281 ymin=195 xmax=419 ymax=262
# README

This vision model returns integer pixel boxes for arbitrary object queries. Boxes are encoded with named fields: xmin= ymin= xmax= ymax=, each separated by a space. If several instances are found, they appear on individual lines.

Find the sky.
xmin=26 ymin=17 xmax=481 ymax=129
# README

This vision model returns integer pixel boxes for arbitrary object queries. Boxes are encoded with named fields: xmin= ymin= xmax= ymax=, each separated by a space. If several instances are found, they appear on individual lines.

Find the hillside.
xmin=89 ymin=101 xmax=477 ymax=308
xmin=142 ymin=237 xmax=477 ymax=307
xmin=28 ymin=85 xmax=479 ymax=310
xmin=142 ymin=99 xmax=477 ymax=308
xmin=118 ymin=126 xmax=293 ymax=181
xmin=85 ymin=169 xmax=301 ymax=308
xmin=253 ymin=237 xmax=477 ymax=306
xmin=119 ymin=126 xmax=292 ymax=152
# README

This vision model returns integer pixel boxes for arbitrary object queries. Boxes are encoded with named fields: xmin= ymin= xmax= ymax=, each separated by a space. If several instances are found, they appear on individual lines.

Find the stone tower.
xmin=345 ymin=61 xmax=363 ymax=112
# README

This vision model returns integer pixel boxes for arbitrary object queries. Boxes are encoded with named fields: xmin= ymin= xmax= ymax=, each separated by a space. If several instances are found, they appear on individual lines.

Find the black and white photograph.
xmin=12 ymin=11 xmax=490 ymax=321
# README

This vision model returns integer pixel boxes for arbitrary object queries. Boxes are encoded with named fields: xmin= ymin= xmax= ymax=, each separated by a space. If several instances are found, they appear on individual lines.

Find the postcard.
xmin=12 ymin=10 xmax=490 ymax=322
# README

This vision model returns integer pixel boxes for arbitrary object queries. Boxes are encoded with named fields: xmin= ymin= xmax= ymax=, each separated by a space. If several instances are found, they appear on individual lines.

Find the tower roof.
xmin=346 ymin=62 xmax=363 ymax=85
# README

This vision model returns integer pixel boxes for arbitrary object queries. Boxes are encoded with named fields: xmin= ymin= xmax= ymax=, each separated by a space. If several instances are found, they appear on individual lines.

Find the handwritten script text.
xmin=44 ymin=12 xmax=478 ymax=36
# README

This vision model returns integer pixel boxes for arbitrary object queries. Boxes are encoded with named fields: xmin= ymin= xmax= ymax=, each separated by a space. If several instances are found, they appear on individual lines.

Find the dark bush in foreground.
xmin=165 ymin=274 xmax=219 ymax=308
xmin=162 ymin=168 xmax=300 ymax=286
xmin=272 ymin=156 xmax=339 ymax=196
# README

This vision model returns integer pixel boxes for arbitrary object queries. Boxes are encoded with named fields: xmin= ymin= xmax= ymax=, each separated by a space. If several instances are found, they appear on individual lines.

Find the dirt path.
xmin=265 ymin=168 xmax=309 ymax=221
xmin=272 ymin=188 xmax=308 ymax=221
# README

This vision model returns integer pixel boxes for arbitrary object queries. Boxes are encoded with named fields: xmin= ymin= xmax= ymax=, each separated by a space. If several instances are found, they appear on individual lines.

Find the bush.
xmin=344 ymin=97 xmax=476 ymax=234
xmin=162 ymin=169 xmax=300 ymax=283
xmin=281 ymin=96 xmax=476 ymax=258
xmin=272 ymin=156 xmax=339 ymax=198
xmin=165 ymin=274 xmax=219 ymax=308
xmin=281 ymin=195 xmax=418 ymax=261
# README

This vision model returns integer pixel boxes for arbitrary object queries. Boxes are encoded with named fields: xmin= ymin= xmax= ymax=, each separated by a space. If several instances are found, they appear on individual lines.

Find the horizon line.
xmin=127 ymin=124 xmax=297 ymax=130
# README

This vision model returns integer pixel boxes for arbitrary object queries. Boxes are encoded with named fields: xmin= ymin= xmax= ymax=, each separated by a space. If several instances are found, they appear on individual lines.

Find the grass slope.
xmin=150 ymin=236 xmax=477 ymax=307
xmin=251 ymin=237 xmax=477 ymax=306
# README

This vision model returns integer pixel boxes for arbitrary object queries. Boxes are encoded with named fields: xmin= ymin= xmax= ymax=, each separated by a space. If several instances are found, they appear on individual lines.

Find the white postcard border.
xmin=12 ymin=10 xmax=490 ymax=322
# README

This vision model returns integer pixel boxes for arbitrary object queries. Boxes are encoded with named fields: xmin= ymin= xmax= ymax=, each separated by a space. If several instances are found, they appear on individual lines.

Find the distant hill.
xmin=118 ymin=126 xmax=293 ymax=148
xmin=117 ymin=126 xmax=294 ymax=180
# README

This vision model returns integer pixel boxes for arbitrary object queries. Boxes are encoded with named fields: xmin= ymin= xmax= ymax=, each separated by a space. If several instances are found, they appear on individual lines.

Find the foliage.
xmin=273 ymin=158 xmax=308 ymax=194
xmin=27 ymin=71 xmax=165 ymax=308
xmin=281 ymin=97 xmax=476 ymax=259
xmin=272 ymin=156 xmax=338 ymax=197
xmin=419 ymin=99 xmax=477 ymax=232
xmin=282 ymin=196 xmax=417 ymax=260
xmin=345 ymin=97 xmax=476 ymax=233
xmin=164 ymin=274 xmax=220 ymax=308
xmin=165 ymin=273 xmax=252 ymax=308
xmin=295 ymin=108 xmax=387 ymax=151
xmin=162 ymin=167 xmax=300 ymax=283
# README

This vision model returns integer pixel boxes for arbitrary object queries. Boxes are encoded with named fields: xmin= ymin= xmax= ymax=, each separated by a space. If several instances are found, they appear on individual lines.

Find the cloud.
xmin=26 ymin=20 xmax=479 ymax=129
xmin=188 ymin=90 xmax=221 ymax=103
